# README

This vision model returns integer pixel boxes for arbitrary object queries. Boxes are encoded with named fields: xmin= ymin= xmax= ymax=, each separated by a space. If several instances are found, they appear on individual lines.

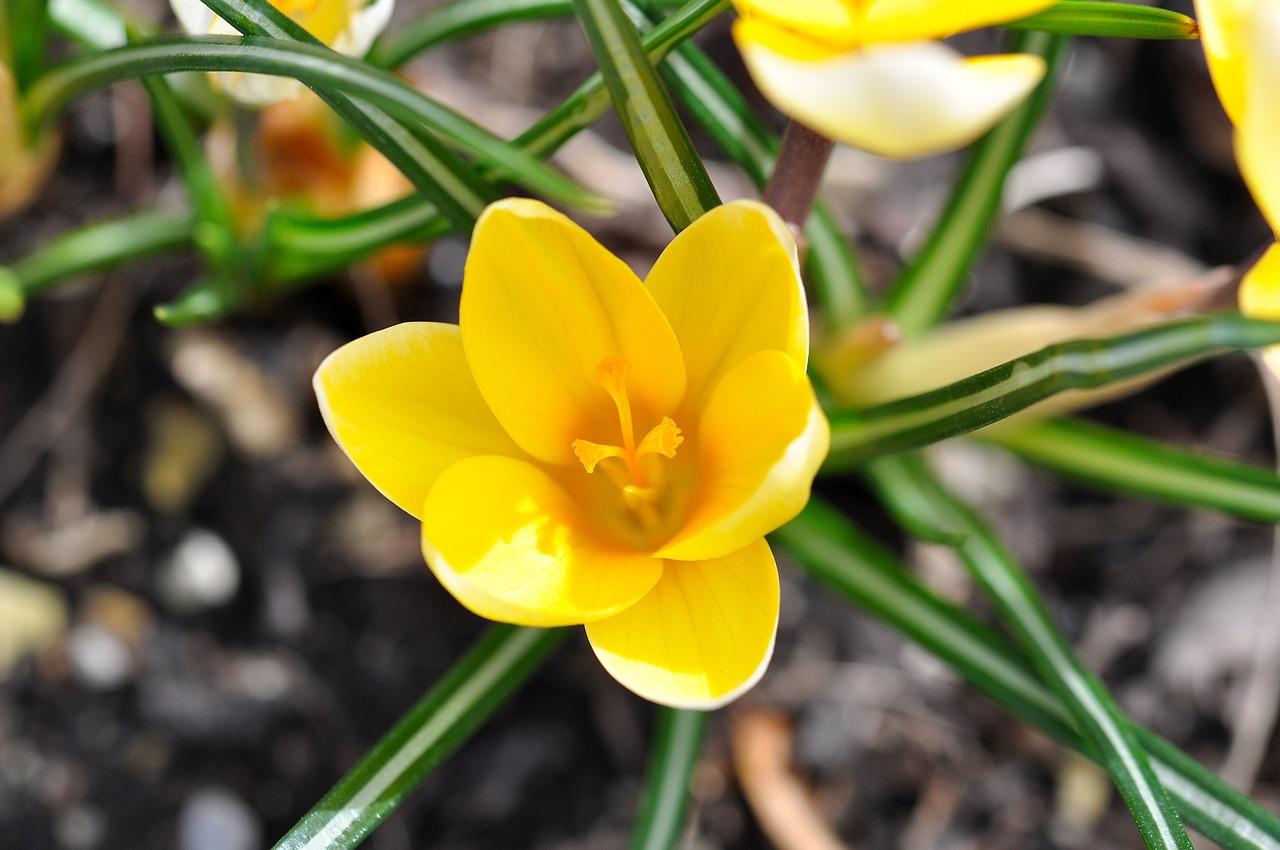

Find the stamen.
xmin=636 ymin=417 xmax=683 ymax=460
xmin=572 ymin=439 xmax=623 ymax=474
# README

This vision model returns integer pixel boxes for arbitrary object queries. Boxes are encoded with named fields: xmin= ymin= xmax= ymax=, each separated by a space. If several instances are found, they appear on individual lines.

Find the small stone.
xmin=68 ymin=624 xmax=134 ymax=690
xmin=178 ymin=787 xmax=261 ymax=850
xmin=155 ymin=530 xmax=240 ymax=615
xmin=54 ymin=804 xmax=106 ymax=850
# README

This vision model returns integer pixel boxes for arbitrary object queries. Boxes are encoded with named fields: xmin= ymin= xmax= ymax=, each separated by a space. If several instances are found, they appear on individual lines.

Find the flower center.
xmin=571 ymin=355 xmax=683 ymax=528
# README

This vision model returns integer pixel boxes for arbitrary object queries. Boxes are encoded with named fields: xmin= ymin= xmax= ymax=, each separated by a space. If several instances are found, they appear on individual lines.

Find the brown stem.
xmin=763 ymin=120 xmax=835 ymax=242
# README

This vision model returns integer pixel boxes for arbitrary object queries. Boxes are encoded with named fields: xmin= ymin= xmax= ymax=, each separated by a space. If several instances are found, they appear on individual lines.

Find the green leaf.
xmin=6 ymin=0 xmax=50 ymax=91
xmin=866 ymin=455 xmax=1193 ymax=850
xmin=370 ymin=0 xmax=574 ymax=69
xmin=773 ymin=501 xmax=1280 ymax=850
xmin=273 ymin=626 xmax=566 ymax=850
xmin=986 ymin=417 xmax=1280 ymax=522
xmin=572 ymin=0 xmax=720 ymax=230
xmin=630 ymin=709 xmax=707 ymax=850
xmin=1004 ymin=1 xmax=1199 ymax=40
xmin=209 ymin=0 xmax=609 ymax=211
xmin=261 ymin=198 xmax=455 ymax=283
xmin=884 ymin=31 xmax=1068 ymax=336
xmin=6 ymin=209 xmax=195 ymax=299
xmin=132 ymin=36 xmax=243 ymax=320
xmin=269 ymin=0 xmax=726 ymax=282
xmin=17 ymin=0 xmax=728 ymax=306
xmin=28 ymin=30 xmax=612 ymax=216
xmin=824 ymin=314 xmax=1280 ymax=472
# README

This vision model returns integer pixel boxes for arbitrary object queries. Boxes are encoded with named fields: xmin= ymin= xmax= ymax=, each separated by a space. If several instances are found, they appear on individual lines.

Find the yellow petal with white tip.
xmin=586 ymin=538 xmax=779 ymax=709
xmin=734 ymin=33 xmax=1046 ymax=160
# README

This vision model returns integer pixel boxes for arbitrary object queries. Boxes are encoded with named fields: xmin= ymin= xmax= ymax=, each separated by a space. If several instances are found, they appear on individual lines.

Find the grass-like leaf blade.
xmin=773 ymin=501 xmax=1280 ymax=850
xmin=273 ymin=625 xmax=566 ymax=850
xmin=867 ymin=455 xmax=1193 ymax=850
xmin=988 ymin=417 xmax=1280 ymax=522
xmin=370 ymin=0 xmax=573 ymax=68
xmin=3 ymin=209 xmax=195 ymax=304
xmin=1004 ymin=1 xmax=1199 ymax=39
xmin=630 ymin=709 xmax=707 ymax=850
xmin=572 ymin=0 xmax=720 ymax=230
xmin=824 ymin=314 xmax=1280 ymax=471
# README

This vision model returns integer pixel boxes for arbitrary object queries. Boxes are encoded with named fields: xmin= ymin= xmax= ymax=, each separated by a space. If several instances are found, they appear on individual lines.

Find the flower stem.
xmin=763 ymin=120 xmax=834 ymax=237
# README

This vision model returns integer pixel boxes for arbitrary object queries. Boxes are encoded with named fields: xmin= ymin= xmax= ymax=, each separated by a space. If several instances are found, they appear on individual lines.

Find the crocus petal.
xmin=1241 ymin=244 xmax=1280 ymax=377
xmin=332 ymin=0 xmax=396 ymax=57
xmin=314 ymin=322 xmax=523 ymax=520
xmin=585 ymin=538 xmax=779 ymax=709
xmin=1235 ymin=0 xmax=1280 ymax=234
xmin=1239 ymin=243 xmax=1280 ymax=320
xmin=732 ymin=0 xmax=858 ymax=49
xmin=658 ymin=350 xmax=828 ymax=561
xmin=861 ymin=0 xmax=1055 ymax=42
xmin=644 ymin=200 xmax=806 ymax=409
xmin=461 ymin=199 xmax=686 ymax=465
xmin=733 ymin=33 xmax=1046 ymax=160
xmin=1196 ymin=0 xmax=1250 ymax=123
xmin=733 ymin=0 xmax=1053 ymax=45
xmin=422 ymin=456 xmax=664 ymax=627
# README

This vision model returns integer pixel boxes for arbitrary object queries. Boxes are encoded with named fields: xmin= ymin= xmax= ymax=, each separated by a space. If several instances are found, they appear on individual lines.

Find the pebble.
xmin=68 ymin=624 xmax=133 ymax=690
xmin=155 ymin=530 xmax=240 ymax=615
xmin=54 ymin=804 xmax=106 ymax=850
xmin=178 ymin=787 xmax=261 ymax=850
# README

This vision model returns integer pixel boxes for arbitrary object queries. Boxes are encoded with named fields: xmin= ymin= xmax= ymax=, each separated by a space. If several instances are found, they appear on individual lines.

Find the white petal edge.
xmin=736 ymin=38 xmax=1046 ymax=160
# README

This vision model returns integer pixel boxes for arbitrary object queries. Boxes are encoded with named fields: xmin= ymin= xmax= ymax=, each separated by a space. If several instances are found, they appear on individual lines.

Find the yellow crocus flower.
xmin=731 ymin=0 xmax=1054 ymax=159
xmin=170 ymin=0 xmax=394 ymax=105
xmin=314 ymin=198 xmax=829 ymax=708
xmin=1197 ymin=0 xmax=1280 ymax=368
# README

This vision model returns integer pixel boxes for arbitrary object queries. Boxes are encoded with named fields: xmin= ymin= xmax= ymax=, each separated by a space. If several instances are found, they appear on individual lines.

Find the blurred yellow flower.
xmin=731 ymin=0 xmax=1053 ymax=159
xmin=1196 ymin=0 xmax=1280 ymax=367
xmin=314 ymin=199 xmax=828 ymax=708
xmin=170 ymin=0 xmax=394 ymax=105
